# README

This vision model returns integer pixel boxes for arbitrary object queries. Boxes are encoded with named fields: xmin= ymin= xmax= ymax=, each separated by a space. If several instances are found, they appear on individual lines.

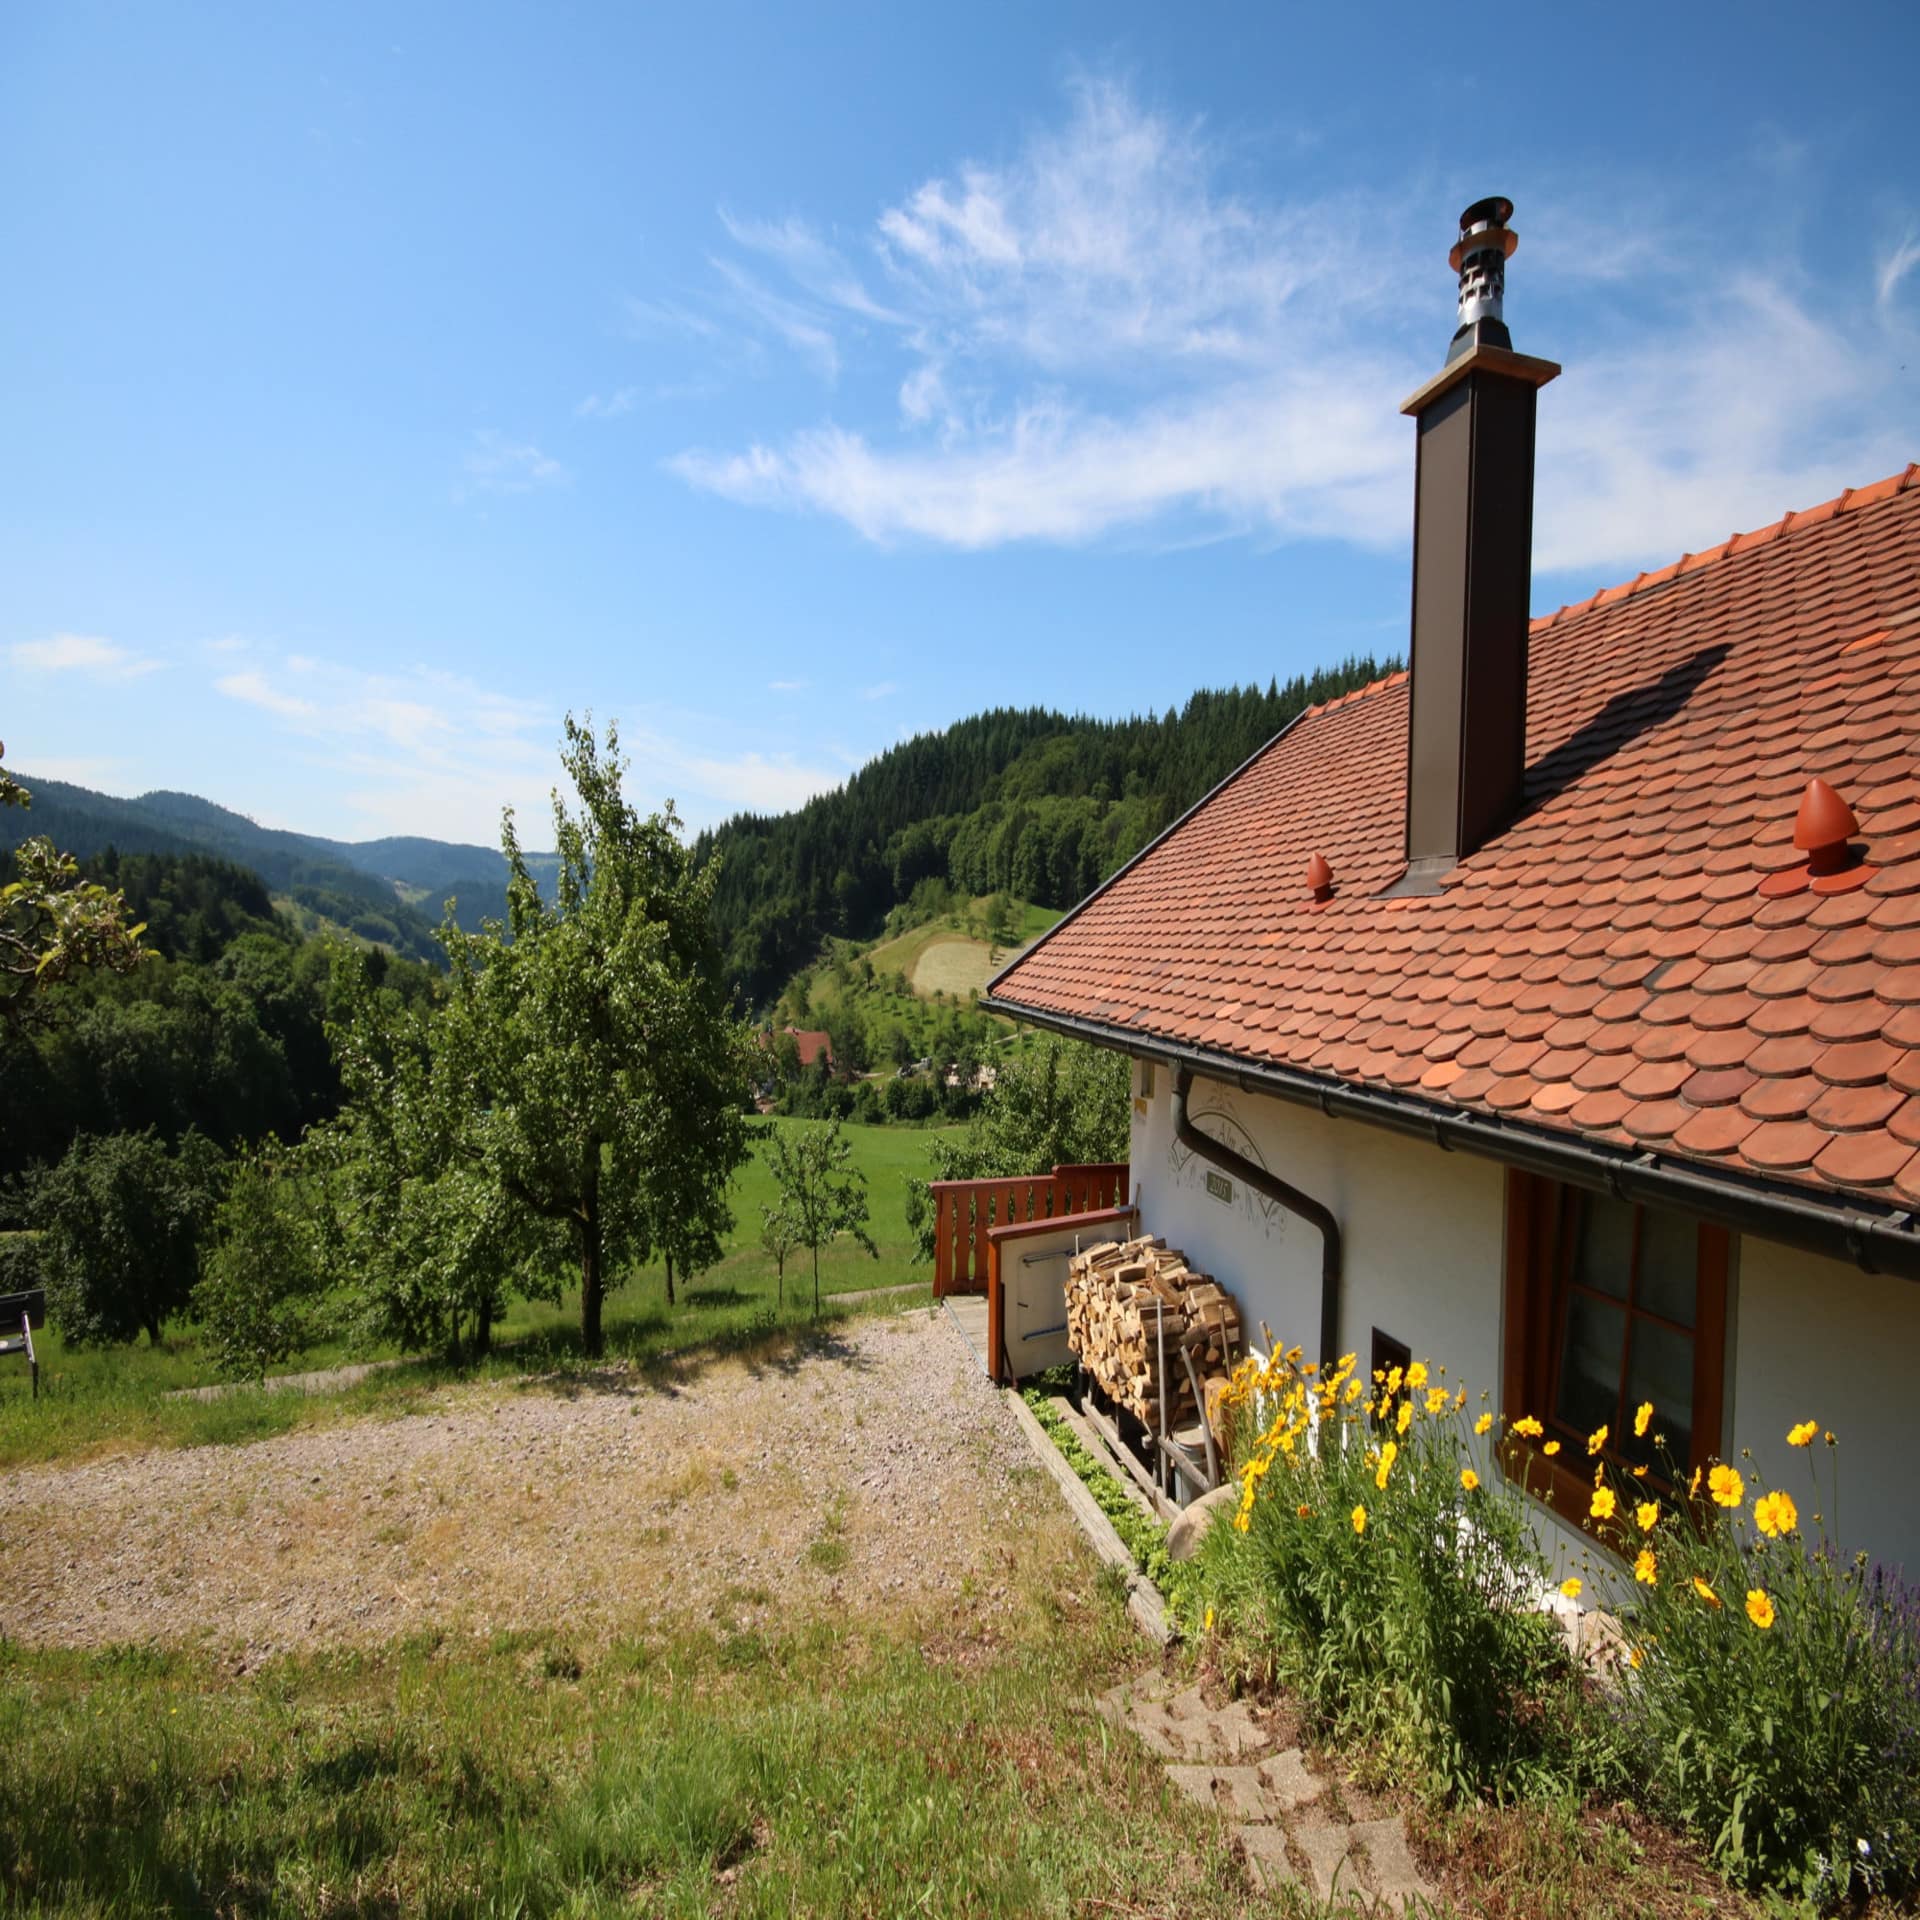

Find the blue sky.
xmin=4 ymin=2 xmax=1917 ymax=847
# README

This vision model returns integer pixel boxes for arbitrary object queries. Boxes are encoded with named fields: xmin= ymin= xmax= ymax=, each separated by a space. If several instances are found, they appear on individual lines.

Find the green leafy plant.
xmin=1576 ymin=1415 xmax=1920 ymax=1907
xmin=1193 ymin=1349 xmax=1588 ymax=1799
xmin=190 ymin=1140 xmax=326 ymax=1381
xmin=762 ymin=1119 xmax=876 ymax=1316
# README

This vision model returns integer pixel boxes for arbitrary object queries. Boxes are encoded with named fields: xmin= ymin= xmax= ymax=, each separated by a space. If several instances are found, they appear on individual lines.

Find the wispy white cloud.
xmin=1878 ymin=227 xmax=1920 ymax=311
xmin=11 ymin=632 xmax=164 ymax=682
xmin=201 ymin=633 xmax=251 ymax=656
xmin=768 ymin=677 xmax=808 ymax=693
xmin=460 ymin=430 xmax=570 ymax=497
xmin=215 ymin=668 xmax=320 ymax=720
xmin=668 ymin=76 xmax=1916 ymax=579
xmin=858 ymin=680 xmax=900 ymax=701
xmin=576 ymin=387 xmax=641 ymax=419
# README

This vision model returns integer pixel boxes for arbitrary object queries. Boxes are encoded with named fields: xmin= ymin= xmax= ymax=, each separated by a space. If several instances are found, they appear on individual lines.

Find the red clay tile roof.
xmin=989 ymin=468 xmax=1920 ymax=1213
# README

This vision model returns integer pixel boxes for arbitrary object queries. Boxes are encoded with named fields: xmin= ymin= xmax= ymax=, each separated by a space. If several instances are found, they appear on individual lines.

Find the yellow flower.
xmin=1628 ymin=1646 xmax=1645 ymax=1670
xmin=1689 ymin=1466 xmax=1703 ymax=1497
xmin=1396 ymin=1401 xmax=1412 ymax=1436
xmin=1296 ymin=1503 xmax=1313 ymax=1519
xmin=1633 ymin=1400 xmax=1653 ymax=1438
xmin=1787 ymin=1420 xmax=1818 ymax=1448
xmin=1630 ymin=1464 xmax=1649 ymax=1479
xmin=1204 ymin=1607 xmax=1215 ymax=1633
xmin=1692 ymin=1576 xmax=1722 ymax=1609
xmin=1454 ymin=1388 xmax=1467 ymax=1410
xmin=1754 ymin=1490 xmax=1799 ymax=1538
xmin=1375 ymin=1440 xmax=1399 ymax=1490
xmin=1590 ymin=1486 xmax=1617 ymax=1522
xmin=1745 ymin=1589 xmax=1775 ymax=1630
xmin=1636 ymin=1501 xmax=1660 ymax=1533
xmin=1588 ymin=1423 xmax=1609 ymax=1455
xmin=1352 ymin=1505 xmax=1367 ymax=1536
xmin=1634 ymin=1547 xmax=1658 ymax=1586
xmin=1560 ymin=1576 xmax=1583 ymax=1600
xmin=1406 ymin=1360 xmax=1428 ymax=1390
xmin=1461 ymin=1468 xmax=1480 ymax=1492
xmin=1474 ymin=1412 xmax=1494 ymax=1436
xmin=1511 ymin=1416 xmax=1543 ymax=1439
xmin=1708 ymin=1464 xmax=1745 ymax=1510
xmin=1543 ymin=1440 xmax=1561 ymax=1456
xmin=1426 ymin=1387 xmax=1449 ymax=1415
xmin=1344 ymin=1378 xmax=1362 ymax=1403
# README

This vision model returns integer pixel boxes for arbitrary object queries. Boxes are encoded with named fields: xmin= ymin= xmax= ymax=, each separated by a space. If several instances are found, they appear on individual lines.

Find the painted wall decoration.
xmin=1165 ymin=1091 xmax=1292 ymax=1245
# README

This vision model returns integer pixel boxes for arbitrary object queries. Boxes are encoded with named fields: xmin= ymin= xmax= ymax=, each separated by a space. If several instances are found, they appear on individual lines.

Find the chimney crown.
xmin=1447 ymin=197 xmax=1519 ymax=363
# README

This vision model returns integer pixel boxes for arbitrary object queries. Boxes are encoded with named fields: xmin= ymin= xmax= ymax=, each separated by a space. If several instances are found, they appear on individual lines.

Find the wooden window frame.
xmin=1501 ymin=1170 xmax=1729 ymax=1530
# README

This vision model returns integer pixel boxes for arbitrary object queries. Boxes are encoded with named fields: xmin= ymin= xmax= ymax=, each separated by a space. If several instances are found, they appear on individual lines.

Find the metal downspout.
xmin=1172 ymin=1066 xmax=1343 ymax=1370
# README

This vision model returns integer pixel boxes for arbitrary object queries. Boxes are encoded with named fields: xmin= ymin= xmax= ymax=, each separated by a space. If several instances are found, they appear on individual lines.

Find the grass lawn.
xmin=0 ymin=1119 xmax=957 ymax=1471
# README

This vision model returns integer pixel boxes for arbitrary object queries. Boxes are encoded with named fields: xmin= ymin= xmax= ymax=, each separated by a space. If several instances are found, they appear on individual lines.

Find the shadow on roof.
xmin=1522 ymin=642 xmax=1730 ymax=813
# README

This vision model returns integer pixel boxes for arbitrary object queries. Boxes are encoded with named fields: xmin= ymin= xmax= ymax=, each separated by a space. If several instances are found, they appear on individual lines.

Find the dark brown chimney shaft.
xmin=1396 ymin=199 xmax=1560 ymax=888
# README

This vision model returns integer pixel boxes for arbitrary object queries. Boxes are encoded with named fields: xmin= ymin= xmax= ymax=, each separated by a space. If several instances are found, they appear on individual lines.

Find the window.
xmin=1503 ymin=1172 xmax=1728 ymax=1509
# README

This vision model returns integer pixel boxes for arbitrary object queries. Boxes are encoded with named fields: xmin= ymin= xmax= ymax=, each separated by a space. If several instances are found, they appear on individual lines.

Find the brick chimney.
xmin=1395 ymin=198 xmax=1560 ymax=888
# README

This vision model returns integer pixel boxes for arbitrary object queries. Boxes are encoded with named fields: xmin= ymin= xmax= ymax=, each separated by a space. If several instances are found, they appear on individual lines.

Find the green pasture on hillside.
xmin=0 ymin=1119 xmax=958 ymax=1470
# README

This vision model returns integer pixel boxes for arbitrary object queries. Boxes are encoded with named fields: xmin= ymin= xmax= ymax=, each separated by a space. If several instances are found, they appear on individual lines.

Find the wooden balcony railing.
xmin=929 ymin=1162 xmax=1130 ymax=1297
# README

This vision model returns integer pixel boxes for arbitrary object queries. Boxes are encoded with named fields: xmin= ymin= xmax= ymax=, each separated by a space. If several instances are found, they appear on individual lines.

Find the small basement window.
xmin=1503 ymin=1172 xmax=1728 ymax=1507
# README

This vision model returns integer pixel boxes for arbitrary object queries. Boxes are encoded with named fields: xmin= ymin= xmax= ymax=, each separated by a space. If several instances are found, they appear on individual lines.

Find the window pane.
xmin=1624 ymin=1317 xmax=1695 ymax=1469
xmin=1554 ymin=1291 xmax=1625 ymax=1441
xmin=1571 ymin=1192 xmax=1634 ymax=1301
xmin=1637 ymin=1206 xmax=1698 ymax=1329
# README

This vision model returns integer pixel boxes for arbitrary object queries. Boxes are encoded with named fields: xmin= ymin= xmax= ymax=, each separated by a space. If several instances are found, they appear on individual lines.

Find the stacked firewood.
xmin=1065 ymin=1236 xmax=1242 ymax=1431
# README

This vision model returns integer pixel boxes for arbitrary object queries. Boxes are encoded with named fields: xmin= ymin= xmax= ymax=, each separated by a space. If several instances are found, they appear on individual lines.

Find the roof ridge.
xmin=1303 ymin=666 xmax=1409 ymax=720
xmin=1529 ymin=462 xmax=1920 ymax=635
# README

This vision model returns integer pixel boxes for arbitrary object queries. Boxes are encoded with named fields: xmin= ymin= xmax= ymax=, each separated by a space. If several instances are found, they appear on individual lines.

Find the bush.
xmin=191 ymin=1143 xmax=325 ymax=1381
xmin=1194 ymin=1348 xmax=1587 ymax=1799
xmin=26 ymin=1128 xmax=226 ymax=1345
xmin=0 ymin=1231 xmax=43 ymax=1295
xmin=1582 ymin=1418 xmax=1920 ymax=1906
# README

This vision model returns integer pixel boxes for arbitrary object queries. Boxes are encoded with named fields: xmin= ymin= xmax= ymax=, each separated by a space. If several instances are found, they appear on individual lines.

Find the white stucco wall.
xmin=1128 ymin=1059 xmax=1920 ymax=1579
xmin=1731 ymin=1237 xmax=1920 ymax=1577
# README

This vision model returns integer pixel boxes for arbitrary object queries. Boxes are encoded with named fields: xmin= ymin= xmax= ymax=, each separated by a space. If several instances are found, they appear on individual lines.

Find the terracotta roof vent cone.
xmin=1447 ymin=196 xmax=1519 ymax=364
xmin=1795 ymin=777 xmax=1860 ymax=874
xmin=1395 ymin=200 xmax=1562 ymax=893
xmin=1307 ymin=852 xmax=1334 ymax=902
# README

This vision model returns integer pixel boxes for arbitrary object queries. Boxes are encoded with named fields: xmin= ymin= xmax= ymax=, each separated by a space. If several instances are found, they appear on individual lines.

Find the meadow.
xmin=0 ymin=1119 xmax=956 ymax=1471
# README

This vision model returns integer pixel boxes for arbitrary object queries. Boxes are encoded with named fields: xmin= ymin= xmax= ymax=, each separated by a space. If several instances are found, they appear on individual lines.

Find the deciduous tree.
xmin=764 ymin=1119 xmax=877 ymax=1317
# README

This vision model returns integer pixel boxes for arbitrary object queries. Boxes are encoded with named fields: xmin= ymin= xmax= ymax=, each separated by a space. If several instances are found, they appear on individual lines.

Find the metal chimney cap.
xmin=1449 ymin=198 xmax=1519 ymax=273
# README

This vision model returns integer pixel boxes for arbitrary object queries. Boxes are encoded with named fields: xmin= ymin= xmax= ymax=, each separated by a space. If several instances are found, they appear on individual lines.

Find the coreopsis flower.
xmin=1425 ymin=1387 xmax=1449 ymax=1415
xmin=1406 ymin=1361 xmax=1428 ymax=1390
xmin=1352 ymin=1505 xmax=1367 ymax=1536
xmin=1633 ymin=1400 xmax=1654 ymax=1438
xmin=1590 ymin=1487 xmax=1617 ymax=1522
xmin=1460 ymin=1468 xmax=1480 ymax=1492
xmin=1787 ymin=1420 xmax=1818 ymax=1448
xmin=1204 ymin=1607 xmax=1215 ymax=1633
xmin=1396 ymin=1401 xmax=1412 ymax=1437
xmin=1474 ymin=1412 xmax=1494 ymax=1436
xmin=1692 ymin=1576 xmax=1722 ymax=1609
xmin=1543 ymin=1440 xmax=1561 ymax=1456
xmin=1636 ymin=1501 xmax=1660 ymax=1533
xmin=1588 ymin=1423 xmax=1609 ymax=1455
xmin=1560 ymin=1576 xmax=1583 ymax=1600
xmin=1634 ymin=1548 xmax=1658 ymax=1586
xmin=1628 ymin=1646 xmax=1645 ymax=1670
xmin=1375 ymin=1441 xmax=1398 ymax=1491
xmin=1754 ymin=1490 xmax=1798 ymax=1538
xmin=1689 ymin=1466 xmax=1703 ymax=1497
xmin=1296 ymin=1503 xmax=1312 ymax=1519
xmin=1708 ymin=1464 xmax=1745 ymax=1510
xmin=1511 ymin=1416 xmax=1543 ymax=1438
xmin=1745 ymin=1589 xmax=1776 ymax=1630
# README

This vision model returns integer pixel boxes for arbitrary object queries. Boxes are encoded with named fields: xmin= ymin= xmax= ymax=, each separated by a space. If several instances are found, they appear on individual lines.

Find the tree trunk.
xmin=776 ymin=1255 xmax=784 ymax=1310
xmin=471 ymin=1306 xmax=492 ymax=1359
xmin=665 ymin=1252 xmax=675 ymax=1308
xmin=580 ymin=1151 xmax=604 ymax=1358
xmin=812 ymin=1243 xmax=821 ymax=1319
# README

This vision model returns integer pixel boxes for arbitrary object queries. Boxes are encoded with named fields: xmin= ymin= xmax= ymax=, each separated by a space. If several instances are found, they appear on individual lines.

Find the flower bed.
xmin=1190 ymin=1346 xmax=1920 ymax=1910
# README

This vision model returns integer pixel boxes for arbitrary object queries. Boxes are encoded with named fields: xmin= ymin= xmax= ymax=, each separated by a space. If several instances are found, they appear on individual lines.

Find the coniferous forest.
xmin=696 ymin=658 xmax=1397 ymax=1006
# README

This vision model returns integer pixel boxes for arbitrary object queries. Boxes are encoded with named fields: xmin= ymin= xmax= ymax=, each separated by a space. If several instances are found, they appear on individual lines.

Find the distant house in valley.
xmin=987 ymin=199 xmax=1920 ymax=1575
xmin=759 ymin=1026 xmax=837 ymax=1076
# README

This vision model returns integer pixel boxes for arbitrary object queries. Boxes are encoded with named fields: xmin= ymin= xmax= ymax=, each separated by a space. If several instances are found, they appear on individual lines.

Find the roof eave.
xmin=982 ymin=996 xmax=1920 ymax=1284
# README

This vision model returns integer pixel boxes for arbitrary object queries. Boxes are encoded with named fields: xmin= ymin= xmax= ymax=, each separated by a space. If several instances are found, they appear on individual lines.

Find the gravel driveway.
xmin=0 ymin=1309 xmax=1063 ymax=1659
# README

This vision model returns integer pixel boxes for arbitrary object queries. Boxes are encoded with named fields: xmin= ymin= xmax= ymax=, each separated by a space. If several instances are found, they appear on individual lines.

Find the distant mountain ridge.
xmin=0 ymin=774 xmax=560 ymax=963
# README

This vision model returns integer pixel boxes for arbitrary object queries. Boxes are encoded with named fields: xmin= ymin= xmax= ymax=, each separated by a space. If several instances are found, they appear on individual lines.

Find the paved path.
xmin=1095 ymin=1673 xmax=1443 ymax=1912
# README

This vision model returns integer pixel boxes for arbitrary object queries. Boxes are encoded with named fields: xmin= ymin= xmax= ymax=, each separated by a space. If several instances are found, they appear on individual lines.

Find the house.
xmin=759 ymin=1026 xmax=837 ymax=1075
xmin=985 ymin=198 xmax=1920 ymax=1575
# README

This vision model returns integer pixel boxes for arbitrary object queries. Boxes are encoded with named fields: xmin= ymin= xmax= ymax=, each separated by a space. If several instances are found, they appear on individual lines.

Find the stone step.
xmin=1093 ymin=1679 xmax=1278 ymax=1763
xmin=1297 ymin=1814 xmax=1438 ymax=1907
xmin=1163 ymin=1749 xmax=1323 ymax=1824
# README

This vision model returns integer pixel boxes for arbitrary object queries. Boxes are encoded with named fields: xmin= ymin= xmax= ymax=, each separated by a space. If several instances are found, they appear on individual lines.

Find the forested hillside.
xmin=696 ymin=658 xmax=1397 ymax=1006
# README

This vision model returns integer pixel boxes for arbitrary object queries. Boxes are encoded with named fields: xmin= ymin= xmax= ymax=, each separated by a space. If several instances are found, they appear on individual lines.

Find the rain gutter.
xmin=980 ymin=1003 xmax=1920 ymax=1284
xmin=1171 ymin=1065 xmax=1342 ymax=1369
